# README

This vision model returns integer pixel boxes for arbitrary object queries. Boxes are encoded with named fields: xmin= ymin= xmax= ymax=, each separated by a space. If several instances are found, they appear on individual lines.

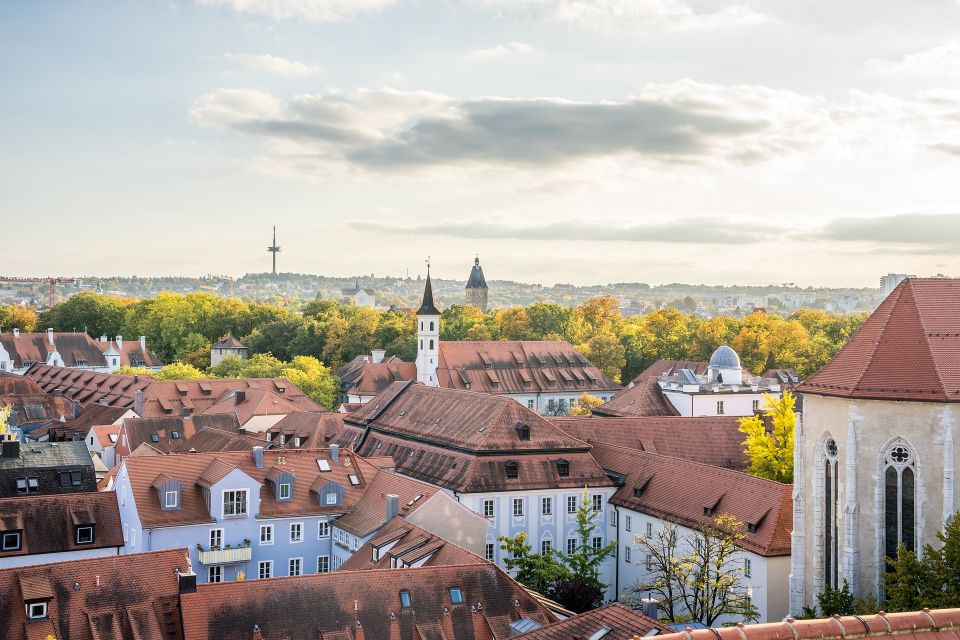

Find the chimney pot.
xmin=47 ymin=328 xmax=54 ymax=345
xmin=371 ymin=349 xmax=386 ymax=364
xmin=139 ymin=335 xmax=146 ymax=351
xmin=13 ymin=328 xmax=19 ymax=338
xmin=253 ymin=446 xmax=264 ymax=469
xmin=100 ymin=335 xmax=107 ymax=343
xmin=177 ymin=570 xmax=197 ymax=594
xmin=330 ymin=444 xmax=340 ymax=462
xmin=386 ymin=494 xmax=399 ymax=521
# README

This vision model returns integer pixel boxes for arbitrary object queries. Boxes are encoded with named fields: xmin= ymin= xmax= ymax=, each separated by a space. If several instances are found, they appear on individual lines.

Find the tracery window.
xmin=884 ymin=442 xmax=915 ymax=565
xmin=823 ymin=438 xmax=839 ymax=589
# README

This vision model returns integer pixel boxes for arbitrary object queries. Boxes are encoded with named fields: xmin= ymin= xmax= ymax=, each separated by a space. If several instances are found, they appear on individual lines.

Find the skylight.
xmin=348 ymin=475 xmax=360 ymax=486
xmin=317 ymin=459 xmax=331 ymax=472
xmin=588 ymin=626 xmax=613 ymax=640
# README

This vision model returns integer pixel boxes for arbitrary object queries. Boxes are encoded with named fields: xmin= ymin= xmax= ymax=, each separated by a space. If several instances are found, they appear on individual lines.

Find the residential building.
xmin=465 ymin=255 xmax=489 ymax=312
xmin=210 ymin=333 xmax=249 ymax=366
xmin=0 ymin=440 xmax=97 ymax=498
xmin=114 ymin=414 xmax=242 ymax=462
xmin=0 ymin=329 xmax=161 ymax=375
xmin=335 ymin=381 xmax=619 ymax=595
xmin=87 ymin=424 xmax=121 ymax=467
xmin=334 ymin=352 xmax=416 ymax=404
xmin=0 ymin=492 xmax=123 ymax=569
xmin=178 ymin=563 xmax=558 ymax=640
xmin=880 ymin=273 xmax=915 ymax=296
xmin=593 ymin=442 xmax=792 ymax=623
xmin=46 ymin=402 xmax=135 ymax=444
xmin=654 ymin=346 xmax=782 ymax=417
xmin=0 ymin=548 xmax=190 ymax=640
xmin=111 ymin=445 xmax=478 ymax=583
xmin=513 ymin=602 xmax=668 ymax=639
xmin=791 ymin=278 xmax=960 ymax=612
xmin=172 ymin=426 xmax=270 ymax=454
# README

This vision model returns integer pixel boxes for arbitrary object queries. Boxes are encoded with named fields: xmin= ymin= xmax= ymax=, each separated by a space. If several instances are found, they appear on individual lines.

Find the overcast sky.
xmin=2 ymin=0 xmax=959 ymax=287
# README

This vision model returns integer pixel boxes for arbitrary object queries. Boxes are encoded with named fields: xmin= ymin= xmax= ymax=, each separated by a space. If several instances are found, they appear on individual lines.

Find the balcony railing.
xmin=197 ymin=543 xmax=252 ymax=566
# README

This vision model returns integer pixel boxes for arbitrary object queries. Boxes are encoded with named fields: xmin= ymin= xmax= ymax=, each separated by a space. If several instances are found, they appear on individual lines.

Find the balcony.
xmin=197 ymin=543 xmax=252 ymax=566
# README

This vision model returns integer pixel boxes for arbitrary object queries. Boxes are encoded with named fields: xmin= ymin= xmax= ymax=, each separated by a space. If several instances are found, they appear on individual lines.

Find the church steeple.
xmin=417 ymin=262 xmax=441 ymax=316
xmin=464 ymin=255 xmax=489 ymax=313
xmin=416 ymin=260 xmax=440 ymax=386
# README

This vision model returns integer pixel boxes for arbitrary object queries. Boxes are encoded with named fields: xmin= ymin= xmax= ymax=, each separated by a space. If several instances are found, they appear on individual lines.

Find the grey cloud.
xmin=818 ymin=214 xmax=960 ymax=247
xmin=930 ymin=143 xmax=960 ymax=157
xmin=347 ymin=218 xmax=778 ymax=244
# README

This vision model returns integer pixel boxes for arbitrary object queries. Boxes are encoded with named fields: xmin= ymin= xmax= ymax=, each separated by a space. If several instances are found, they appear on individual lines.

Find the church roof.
xmin=465 ymin=257 xmax=488 ymax=290
xmin=798 ymin=278 xmax=960 ymax=402
xmin=416 ymin=271 xmax=441 ymax=315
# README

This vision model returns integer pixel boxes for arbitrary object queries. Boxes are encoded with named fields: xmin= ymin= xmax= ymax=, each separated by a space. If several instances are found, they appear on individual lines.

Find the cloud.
xmin=465 ymin=42 xmax=534 ymax=60
xmin=867 ymin=41 xmax=960 ymax=76
xmin=930 ymin=143 xmax=960 ymax=157
xmin=222 ymin=53 xmax=322 ymax=76
xmin=470 ymin=0 xmax=771 ymax=32
xmin=195 ymin=0 xmax=393 ymax=21
xmin=817 ymin=214 xmax=960 ymax=248
xmin=347 ymin=217 xmax=781 ymax=244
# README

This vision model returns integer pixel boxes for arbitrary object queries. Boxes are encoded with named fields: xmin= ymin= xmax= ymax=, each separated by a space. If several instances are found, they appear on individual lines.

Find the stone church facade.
xmin=790 ymin=278 xmax=960 ymax=613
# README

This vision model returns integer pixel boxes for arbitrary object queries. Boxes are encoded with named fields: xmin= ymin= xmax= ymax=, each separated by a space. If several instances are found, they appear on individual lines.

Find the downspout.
xmin=614 ymin=504 xmax=621 ymax=600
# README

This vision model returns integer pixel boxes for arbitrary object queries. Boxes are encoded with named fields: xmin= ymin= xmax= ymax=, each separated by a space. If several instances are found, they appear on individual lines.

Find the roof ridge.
xmin=843 ymin=280 xmax=904 ymax=395
xmin=906 ymin=281 xmax=949 ymax=399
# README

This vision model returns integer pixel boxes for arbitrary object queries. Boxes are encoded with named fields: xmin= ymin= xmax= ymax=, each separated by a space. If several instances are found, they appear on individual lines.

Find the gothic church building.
xmin=791 ymin=278 xmax=960 ymax=612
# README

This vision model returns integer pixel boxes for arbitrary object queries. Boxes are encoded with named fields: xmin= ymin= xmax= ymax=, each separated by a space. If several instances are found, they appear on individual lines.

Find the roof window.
xmin=449 ymin=587 xmax=463 ymax=605
xmin=399 ymin=590 xmax=412 ymax=609
xmin=505 ymin=461 xmax=519 ymax=480
xmin=514 ymin=423 xmax=530 ymax=441
xmin=150 ymin=433 xmax=160 ymax=443
xmin=556 ymin=459 xmax=570 ymax=477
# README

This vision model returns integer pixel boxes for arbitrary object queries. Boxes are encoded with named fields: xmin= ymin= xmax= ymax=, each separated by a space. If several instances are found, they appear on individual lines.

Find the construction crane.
xmin=0 ymin=276 xmax=78 ymax=308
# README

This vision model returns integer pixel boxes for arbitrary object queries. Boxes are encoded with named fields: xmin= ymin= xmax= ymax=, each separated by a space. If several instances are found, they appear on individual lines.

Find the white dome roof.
xmin=710 ymin=345 xmax=741 ymax=369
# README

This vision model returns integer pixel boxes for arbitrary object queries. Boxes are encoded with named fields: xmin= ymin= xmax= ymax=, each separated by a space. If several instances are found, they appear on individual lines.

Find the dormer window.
xmin=26 ymin=601 xmax=48 ymax=620
xmin=75 ymin=525 xmax=95 ymax=545
xmin=279 ymin=483 xmax=291 ymax=499
xmin=2 ymin=531 xmax=22 ymax=551
xmin=747 ymin=522 xmax=758 ymax=534
xmin=223 ymin=489 xmax=248 ymax=517
xmin=165 ymin=491 xmax=178 ymax=508
xmin=505 ymin=461 xmax=519 ymax=480
xmin=703 ymin=506 xmax=715 ymax=517
xmin=171 ymin=431 xmax=180 ymax=440
xmin=556 ymin=459 xmax=570 ymax=477
xmin=514 ymin=423 xmax=530 ymax=441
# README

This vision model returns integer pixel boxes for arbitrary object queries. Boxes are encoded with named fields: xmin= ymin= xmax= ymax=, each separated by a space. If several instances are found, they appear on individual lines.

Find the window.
xmin=289 ymin=558 xmax=302 ymax=576
xmin=310 ymin=555 xmax=327 ymax=573
xmin=592 ymin=536 xmax=603 ymax=550
xmin=483 ymin=499 xmax=495 ymax=518
xmin=2 ymin=531 xmax=21 ymax=551
xmin=541 ymin=540 xmax=552 ymax=555
xmin=16 ymin=477 xmax=38 ymax=494
xmin=485 ymin=543 xmax=495 ymax=561
xmin=172 ymin=431 xmax=180 ymax=439
xmin=752 ymin=399 xmax=760 ymax=412
xmin=325 ymin=492 xmax=337 ymax=505
xmin=823 ymin=437 xmax=839 ymax=589
xmin=150 ymin=434 xmax=160 ymax=443
xmin=646 ymin=522 xmax=653 ymax=538
xmin=556 ymin=459 xmax=570 ymax=477
xmin=27 ymin=601 xmax=48 ymax=619
xmin=744 ymin=558 xmax=752 ymax=577
xmin=884 ymin=442 xmax=916 ymax=569
xmin=208 ymin=566 xmax=223 ymax=583
xmin=59 ymin=470 xmax=82 ymax=487
xmin=567 ymin=496 xmax=577 ymax=513
xmin=223 ymin=489 xmax=248 ymax=517
xmin=610 ymin=509 xmax=617 ymax=526
xmin=645 ymin=554 xmax=653 ymax=571
xmin=165 ymin=490 xmax=178 ymax=508
xmin=290 ymin=523 xmax=303 ymax=543
xmin=429 ymin=321 xmax=434 ymax=331
xmin=450 ymin=587 xmax=463 ymax=605
xmin=260 ymin=524 xmax=273 ymax=545
xmin=567 ymin=538 xmax=577 ymax=554
xmin=513 ymin=498 xmax=524 ymax=517
xmin=716 ymin=401 xmax=725 ymax=415
xmin=592 ymin=494 xmax=603 ymax=512
xmin=541 ymin=497 xmax=552 ymax=516
xmin=625 ymin=515 xmax=632 ymax=532
xmin=318 ymin=522 xmax=330 ymax=538
xmin=75 ymin=525 xmax=94 ymax=545
xmin=505 ymin=461 xmax=519 ymax=480
xmin=527 ymin=399 xmax=535 ymax=409
xmin=400 ymin=590 xmax=413 ymax=609
xmin=429 ymin=339 xmax=434 ymax=350
xmin=209 ymin=529 xmax=223 ymax=549
xmin=625 ymin=546 xmax=631 ymax=563
xmin=279 ymin=483 xmax=291 ymax=499
xmin=258 ymin=561 xmax=272 ymax=579
xmin=515 ymin=423 xmax=531 ymax=441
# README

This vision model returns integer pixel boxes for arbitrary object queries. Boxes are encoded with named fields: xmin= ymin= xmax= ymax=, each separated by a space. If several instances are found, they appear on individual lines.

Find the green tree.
xmin=624 ymin=523 xmax=683 ymax=621
xmin=0 ymin=304 xmax=39 ymax=332
xmin=567 ymin=393 xmax=605 ymax=416
xmin=581 ymin=330 xmax=626 ymax=384
xmin=737 ymin=391 xmax=796 ymax=483
xmin=498 ymin=532 xmax=572 ymax=596
xmin=40 ymin=292 xmax=130 ymax=337
xmin=154 ymin=363 xmax=207 ymax=380
xmin=554 ymin=486 xmax=617 ymax=611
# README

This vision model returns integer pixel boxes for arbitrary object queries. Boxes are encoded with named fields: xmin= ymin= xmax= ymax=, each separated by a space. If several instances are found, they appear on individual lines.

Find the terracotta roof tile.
xmin=0 ymin=491 xmax=123 ymax=558
xmin=267 ymin=411 xmax=343 ymax=448
xmin=333 ymin=472 xmax=441 ymax=537
xmin=339 ymin=516 xmax=487 ymax=571
xmin=594 ymin=377 xmax=680 ymax=417
xmin=514 ymin=602 xmax=669 ymax=639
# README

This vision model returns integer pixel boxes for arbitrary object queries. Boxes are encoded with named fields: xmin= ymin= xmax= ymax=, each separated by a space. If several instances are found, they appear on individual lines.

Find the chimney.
xmin=371 ymin=349 xmax=386 ymax=364
xmin=1 ymin=440 xmax=20 ymax=459
xmin=12 ymin=328 xmax=19 ymax=339
xmin=47 ymin=328 xmax=54 ymax=345
xmin=385 ymin=494 xmax=399 ymax=521
xmin=235 ymin=390 xmax=246 ymax=405
xmin=73 ymin=401 xmax=80 ymax=419
xmin=330 ymin=444 xmax=339 ymax=462
xmin=100 ymin=335 xmax=107 ymax=343
xmin=115 ymin=336 xmax=123 ymax=350
xmin=253 ymin=446 xmax=264 ymax=469
xmin=139 ymin=335 xmax=146 ymax=351
xmin=134 ymin=389 xmax=144 ymax=416
xmin=639 ymin=597 xmax=659 ymax=620
xmin=177 ymin=569 xmax=197 ymax=594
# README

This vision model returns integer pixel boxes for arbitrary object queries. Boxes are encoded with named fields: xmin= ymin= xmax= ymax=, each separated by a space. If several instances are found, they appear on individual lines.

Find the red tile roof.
xmin=799 ymin=278 xmax=960 ymax=402
xmin=658 ymin=609 xmax=960 ymax=640
xmin=514 ymin=602 xmax=669 ymax=639
xmin=593 ymin=377 xmax=680 ymax=417
xmin=90 ymin=424 xmax=121 ymax=448
xmin=339 ymin=516 xmax=487 ymax=571
xmin=212 ymin=334 xmax=246 ymax=349
xmin=172 ymin=426 xmax=269 ymax=453
xmin=117 ymin=416 xmax=198 ymax=458
xmin=0 ymin=491 xmax=123 ymax=557
xmin=202 ymin=387 xmax=303 ymax=425
xmin=551 ymin=415 xmax=750 ymax=470
xmin=64 ymin=402 xmax=131 ymax=430
xmin=0 ymin=374 xmax=72 ymax=426
xmin=267 ymin=411 xmax=344 ymax=448
xmin=635 ymin=360 xmax=710 ymax=380
xmin=0 ymin=548 xmax=188 ymax=640
xmin=333 ymin=471 xmax=441 ymax=537
xmin=179 ymin=563 xmax=556 ymax=640
xmin=590 ymin=443 xmax=792 ymax=556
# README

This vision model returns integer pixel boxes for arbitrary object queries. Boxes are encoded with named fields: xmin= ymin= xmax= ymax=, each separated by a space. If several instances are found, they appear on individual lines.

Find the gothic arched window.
xmin=420 ymin=339 xmax=423 ymax=349
xmin=884 ymin=442 xmax=916 ymax=563
xmin=429 ymin=339 xmax=434 ymax=350
xmin=429 ymin=321 xmax=434 ymax=331
xmin=823 ymin=438 xmax=839 ymax=589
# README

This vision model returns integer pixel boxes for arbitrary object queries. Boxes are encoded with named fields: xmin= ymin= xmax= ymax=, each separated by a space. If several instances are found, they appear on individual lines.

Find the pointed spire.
xmin=417 ymin=259 xmax=440 ymax=315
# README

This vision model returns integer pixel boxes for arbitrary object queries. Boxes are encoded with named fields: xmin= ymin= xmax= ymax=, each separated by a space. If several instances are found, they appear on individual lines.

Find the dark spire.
xmin=417 ymin=262 xmax=440 ymax=315
xmin=465 ymin=255 xmax=488 ymax=290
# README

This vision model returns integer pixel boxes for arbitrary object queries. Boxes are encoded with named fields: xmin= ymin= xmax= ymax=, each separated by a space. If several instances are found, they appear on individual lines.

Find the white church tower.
xmin=416 ymin=263 xmax=441 ymax=387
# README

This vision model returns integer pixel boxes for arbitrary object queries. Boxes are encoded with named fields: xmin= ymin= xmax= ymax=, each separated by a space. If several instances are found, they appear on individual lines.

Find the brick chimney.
xmin=253 ymin=446 xmax=264 ymax=469
xmin=134 ymin=389 xmax=144 ymax=416
xmin=139 ymin=335 xmax=146 ymax=351
xmin=115 ymin=336 xmax=123 ymax=350
xmin=47 ymin=328 xmax=54 ymax=345
xmin=12 ymin=328 xmax=19 ymax=339
xmin=330 ymin=444 xmax=340 ymax=462
xmin=235 ymin=390 xmax=246 ymax=405
xmin=386 ymin=494 xmax=399 ymax=521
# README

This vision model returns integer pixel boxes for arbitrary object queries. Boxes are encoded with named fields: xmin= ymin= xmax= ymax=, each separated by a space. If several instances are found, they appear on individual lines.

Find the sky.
xmin=2 ymin=0 xmax=959 ymax=287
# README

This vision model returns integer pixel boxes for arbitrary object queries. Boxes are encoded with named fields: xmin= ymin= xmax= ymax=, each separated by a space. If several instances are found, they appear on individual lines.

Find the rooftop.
xmin=0 ymin=491 xmax=123 ymax=557
xmin=0 ymin=440 xmax=94 ymax=471
xmin=514 ymin=602 xmax=669 ymax=639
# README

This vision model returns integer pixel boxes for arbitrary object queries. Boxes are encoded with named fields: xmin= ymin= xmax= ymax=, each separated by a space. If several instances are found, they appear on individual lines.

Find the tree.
xmin=883 ymin=513 xmax=960 ymax=612
xmin=554 ymin=486 xmax=617 ymax=612
xmin=498 ymin=532 xmax=572 ymax=596
xmin=208 ymin=353 xmax=338 ymax=409
xmin=155 ymin=363 xmax=207 ymax=380
xmin=567 ymin=393 xmax=605 ymax=416
xmin=623 ymin=523 xmax=683 ymax=622
xmin=581 ymin=330 xmax=626 ymax=383
xmin=0 ymin=304 xmax=38 ymax=332
xmin=39 ymin=292 xmax=130 ymax=338
xmin=738 ymin=391 xmax=796 ymax=483
xmin=629 ymin=515 xmax=758 ymax=625
xmin=0 ymin=405 xmax=12 ymax=440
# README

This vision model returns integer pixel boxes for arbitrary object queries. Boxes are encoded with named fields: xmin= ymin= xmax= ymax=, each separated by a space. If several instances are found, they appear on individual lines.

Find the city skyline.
xmin=3 ymin=1 xmax=959 ymax=286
